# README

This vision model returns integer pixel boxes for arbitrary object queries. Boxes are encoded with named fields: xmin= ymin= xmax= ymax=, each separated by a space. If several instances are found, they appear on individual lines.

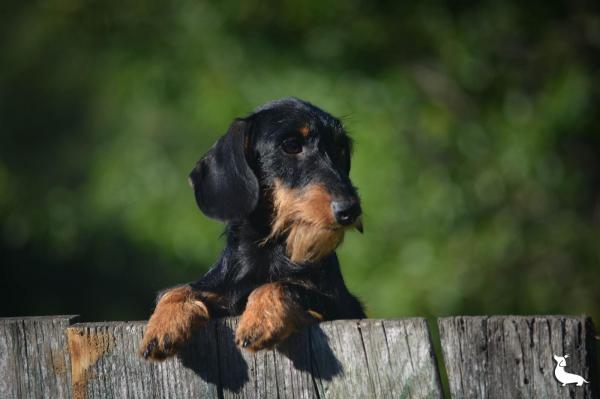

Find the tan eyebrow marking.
xmin=299 ymin=125 xmax=310 ymax=138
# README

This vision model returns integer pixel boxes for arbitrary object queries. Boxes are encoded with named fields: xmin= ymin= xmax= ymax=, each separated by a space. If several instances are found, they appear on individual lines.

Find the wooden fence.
xmin=0 ymin=315 xmax=597 ymax=398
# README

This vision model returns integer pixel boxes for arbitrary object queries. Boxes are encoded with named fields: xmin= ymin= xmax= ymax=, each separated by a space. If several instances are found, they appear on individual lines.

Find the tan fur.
xmin=235 ymin=283 xmax=314 ymax=352
xmin=139 ymin=285 xmax=210 ymax=361
xmin=299 ymin=125 xmax=310 ymax=138
xmin=266 ymin=180 xmax=346 ymax=263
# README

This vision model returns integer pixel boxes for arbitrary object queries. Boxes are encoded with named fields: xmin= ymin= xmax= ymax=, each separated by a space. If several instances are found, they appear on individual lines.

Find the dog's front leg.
xmin=139 ymin=285 xmax=210 ymax=360
xmin=234 ymin=282 xmax=320 ymax=352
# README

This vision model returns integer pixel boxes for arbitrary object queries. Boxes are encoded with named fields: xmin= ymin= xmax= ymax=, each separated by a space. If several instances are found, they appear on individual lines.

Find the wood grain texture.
xmin=439 ymin=315 xmax=599 ymax=399
xmin=0 ymin=315 xmax=78 ymax=399
xmin=64 ymin=317 xmax=441 ymax=399
xmin=66 ymin=321 xmax=219 ymax=399
xmin=310 ymin=318 xmax=442 ymax=398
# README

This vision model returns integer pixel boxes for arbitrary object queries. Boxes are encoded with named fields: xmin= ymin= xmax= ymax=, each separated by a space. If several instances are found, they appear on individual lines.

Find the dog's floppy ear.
xmin=189 ymin=118 xmax=259 ymax=221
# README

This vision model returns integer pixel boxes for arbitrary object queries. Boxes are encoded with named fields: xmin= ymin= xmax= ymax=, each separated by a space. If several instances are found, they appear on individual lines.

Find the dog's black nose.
xmin=332 ymin=200 xmax=361 ymax=226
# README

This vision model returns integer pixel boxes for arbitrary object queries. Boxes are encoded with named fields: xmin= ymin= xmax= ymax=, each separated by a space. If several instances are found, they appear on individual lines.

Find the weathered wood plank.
xmin=439 ymin=315 xmax=599 ymax=399
xmin=217 ymin=317 xmax=315 ymax=399
xmin=311 ymin=318 xmax=443 ymax=398
xmin=66 ymin=321 xmax=219 ymax=399
xmin=66 ymin=318 xmax=442 ymax=399
xmin=357 ymin=318 xmax=443 ymax=398
xmin=0 ymin=315 xmax=78 ymax=399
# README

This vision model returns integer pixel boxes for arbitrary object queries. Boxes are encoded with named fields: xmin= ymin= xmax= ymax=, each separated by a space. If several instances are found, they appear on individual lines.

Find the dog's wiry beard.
xmin=264 ymin=180 xmax=345 ymax=263
xmin=284 ymin=223 xmax=345 ymax=263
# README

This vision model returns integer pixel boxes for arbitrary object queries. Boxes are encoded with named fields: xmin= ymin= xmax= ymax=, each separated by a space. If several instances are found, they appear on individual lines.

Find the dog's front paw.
xmin=139 ymin=286 xmax=209 ymax=361
xmin=234 ymin=283 xmax=312 ymax=352
xmin=235 ymin=309 xmax=286 ymax=352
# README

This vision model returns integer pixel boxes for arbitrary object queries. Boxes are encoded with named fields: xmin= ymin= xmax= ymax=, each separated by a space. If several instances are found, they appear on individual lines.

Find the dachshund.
xmin=140 ymin=97 xmax=365 ymax=360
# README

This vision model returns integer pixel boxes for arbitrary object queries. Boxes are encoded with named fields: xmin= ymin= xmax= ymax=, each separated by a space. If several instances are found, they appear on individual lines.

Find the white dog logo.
xmin=553 ymin=354 xmax=589 ymax=387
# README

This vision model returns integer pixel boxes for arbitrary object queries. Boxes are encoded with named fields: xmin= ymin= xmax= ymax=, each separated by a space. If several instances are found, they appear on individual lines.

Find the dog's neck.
xmin=226 ymin=218 xmax=332 ymax=275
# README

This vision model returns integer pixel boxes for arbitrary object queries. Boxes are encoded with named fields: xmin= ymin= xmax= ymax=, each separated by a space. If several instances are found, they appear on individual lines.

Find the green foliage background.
xmin=1 ymin=1 xmax=599 ymax=323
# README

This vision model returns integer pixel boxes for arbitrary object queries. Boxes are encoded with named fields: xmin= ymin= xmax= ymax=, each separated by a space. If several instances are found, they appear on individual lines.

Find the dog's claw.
xmin=143 ymin=338 xmax=157 ymax=359
xmin=163 ymin=335 xmax=172 ymax=351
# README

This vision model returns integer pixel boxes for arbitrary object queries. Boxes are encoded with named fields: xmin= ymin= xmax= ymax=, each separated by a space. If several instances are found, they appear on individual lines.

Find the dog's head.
xmin=189 ymin=97 xmax=361 ymax=263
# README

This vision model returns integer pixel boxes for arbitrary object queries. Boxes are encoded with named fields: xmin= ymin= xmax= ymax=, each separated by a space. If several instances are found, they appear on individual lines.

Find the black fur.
xmin=189 ymin=97 xmax=365 ymax=320
xmin=189 ymin=119 xmax=259 ymax=221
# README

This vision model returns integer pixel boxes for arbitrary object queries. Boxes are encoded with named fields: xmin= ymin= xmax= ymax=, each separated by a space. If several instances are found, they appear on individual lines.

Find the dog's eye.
xmin=281 ymin=138 xmax=303 ymax=154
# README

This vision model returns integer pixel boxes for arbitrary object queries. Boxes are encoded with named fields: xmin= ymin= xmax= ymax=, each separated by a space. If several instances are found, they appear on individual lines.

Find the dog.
xmin=139 ymin=97 xmax=365 ymax=360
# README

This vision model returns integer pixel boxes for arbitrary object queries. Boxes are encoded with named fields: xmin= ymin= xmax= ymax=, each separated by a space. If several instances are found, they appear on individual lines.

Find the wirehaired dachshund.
xmin=140 ymin=97 xmax=365 ymax=360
